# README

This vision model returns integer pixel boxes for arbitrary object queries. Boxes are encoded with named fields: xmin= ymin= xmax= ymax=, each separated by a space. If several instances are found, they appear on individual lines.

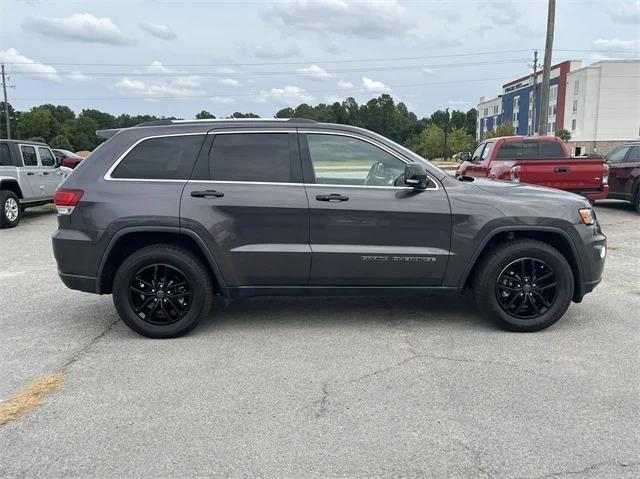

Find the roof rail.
xmin=287 ymin=118 xmax=317 ymax=123
xmin=135 ymin=120 xmax=174 ymax=127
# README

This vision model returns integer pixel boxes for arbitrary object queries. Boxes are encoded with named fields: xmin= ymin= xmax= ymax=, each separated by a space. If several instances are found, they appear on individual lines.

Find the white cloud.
xmin=217 ymin=67 xmax=237 ymax=74
xmin=263 ymin=0 xmax=416 ymax=39
xmin=114 ymin=78 xmax=203 ymax=98
xmin=237 ymin=41 xmax=301 ymax=59
xmin=0 ymin=48 xmax=60 ymax=82
xmin=594 ymin=37 xmax=640 ymax=52
xmin=67 ymin=71 xmax=90 ymax=82
xmin=22 ymin=13 xmax=134 ymax=45
xmin=337 ymin=79 xmax=354 ymax=89
xmin=219 ymin=77 xmax=240 ymax=86
xmin=362 ymin=76 xmax=390 ymax=93
xmin=296 ymin=64 xmax=331 ymax=80
xmin=139 ymin=21 xmax=178 ymax=40
xmin=174 ymin=76 xmax=203 ymax=88
xmin=147 ymin=60 xmax=172 ymax=74
xmin=210 ymin=96 xmax=236 ymax=104
xmin=607 ymin=1 xmax=640 ymax=24
xmin=257 ymin=85 xmax=315 ymax=105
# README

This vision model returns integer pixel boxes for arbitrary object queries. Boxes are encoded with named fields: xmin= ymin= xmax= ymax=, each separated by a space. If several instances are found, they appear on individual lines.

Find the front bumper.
xmin=572 ymin=222 xmax=606 ymax=302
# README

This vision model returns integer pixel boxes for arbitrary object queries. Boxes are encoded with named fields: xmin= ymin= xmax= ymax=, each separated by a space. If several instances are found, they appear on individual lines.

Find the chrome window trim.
xmin=18 ymin=144 xmax=40 ymax=168
xmin=300 ymin=129 xmax=439 ymax=191
xmin=104 ymin=129 xmax=440 ymax=191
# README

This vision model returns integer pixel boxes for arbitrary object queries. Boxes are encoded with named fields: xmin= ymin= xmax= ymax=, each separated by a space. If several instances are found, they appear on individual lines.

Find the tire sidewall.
xmin=481 ymin=244 xmax=574 ymax=331
xmin=1 ymin=191 xmax=21 ymax=228
xmin=113 ymin=248 xmax=211 ymax=338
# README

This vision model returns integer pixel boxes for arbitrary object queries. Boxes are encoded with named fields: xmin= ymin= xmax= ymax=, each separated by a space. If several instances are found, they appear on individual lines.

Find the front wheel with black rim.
xmin=1 ymin=190 xmax=21 ymax=229
xmin=113 ymin=245 xmax=214 ymax=338
xmin=473 ymin=239 xmax=574 ymax=332
xmin=634 ymin=189 xmax=640 ymax=213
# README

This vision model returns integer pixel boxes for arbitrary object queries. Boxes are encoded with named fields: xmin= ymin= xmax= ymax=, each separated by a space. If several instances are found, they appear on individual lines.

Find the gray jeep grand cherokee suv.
xmin=52 ymin=119 xmax=606 ymax=338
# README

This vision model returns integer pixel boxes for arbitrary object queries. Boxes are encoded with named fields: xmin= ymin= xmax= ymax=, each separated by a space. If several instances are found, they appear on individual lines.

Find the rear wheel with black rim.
xmin=473 ymin=239 xmax=574 ymax=332
xmin=113 ymin=245 xmax=214 ymax=338
xmin=1 ymin=190 xmax=21 ymax=229
xmin=634 ymin=188 xmax=640 ymax=213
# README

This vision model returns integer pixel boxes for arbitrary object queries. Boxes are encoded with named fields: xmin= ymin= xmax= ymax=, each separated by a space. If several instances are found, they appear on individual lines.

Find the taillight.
xmin=54 ymin=188 xmax=84 ymax=215
xmin=602 ymin=163 xmax=609 ymax=185
xmin=510 ymin=165 xmax=521 ymax=183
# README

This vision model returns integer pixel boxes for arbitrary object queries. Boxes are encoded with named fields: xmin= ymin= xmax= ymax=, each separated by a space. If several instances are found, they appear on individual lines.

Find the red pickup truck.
xmin=456 ymin=136 xmax=609 ymax=202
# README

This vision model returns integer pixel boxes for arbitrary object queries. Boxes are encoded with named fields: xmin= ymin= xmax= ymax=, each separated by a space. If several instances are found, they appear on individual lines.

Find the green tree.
xmin=195 ymin=110 xmax=216 ymax=119
xmin=555 ymin=129 xmax=571 ymax=142
xmin=79 ymin=109 xmax=116 ymax=129
xmin=64 ymin=116 xmax=99 ymax=151
xmin=417 ymin=125 xmax=445 ymax=160
xmin=28 ymin=136 xmax=47 ymax=143
xmin=485 ymin=122 xmax=516 ymax=139
xmin=39 ymin=104 xmax=75 ymax=124
xmin=448 ymin=128 xmax=474 ymax=155
xmin=228 ymin=112 xmax=260 ymax=118
xmin=465 ymin=108 xmax=477 ymax=139
xmin=0 ymin=101 xmax=19 ymax=139
xmin=50 ymin=135 xmax=73 ymax=150
xmin=274 ymin=107 xmax=295 ymax=118
xmin=16 ymin=107 xmax=59 ymax=142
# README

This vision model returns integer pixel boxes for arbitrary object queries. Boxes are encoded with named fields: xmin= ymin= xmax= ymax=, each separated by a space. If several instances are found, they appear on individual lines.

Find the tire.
xmin=112 ymin=245 xmax=214 ymax=338
xmin=634 ymin=189 xmax=640 ymax=213
xmin=1 ymin=190 xmax=21 ymax=229
xmin=473 ymin=239 xmax=574 ymax=332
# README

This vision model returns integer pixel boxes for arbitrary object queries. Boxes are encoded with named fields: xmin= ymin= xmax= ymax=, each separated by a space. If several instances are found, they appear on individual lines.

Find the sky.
xmin=1 ymin=0 xmax=638 ymax=119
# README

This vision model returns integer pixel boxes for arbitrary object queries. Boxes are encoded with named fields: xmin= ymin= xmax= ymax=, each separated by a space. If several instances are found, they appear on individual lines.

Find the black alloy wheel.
xmin=495 ymin=257 xmax=557 ymax=319
xmin=129 ymin=263 xmax=192 ymax=325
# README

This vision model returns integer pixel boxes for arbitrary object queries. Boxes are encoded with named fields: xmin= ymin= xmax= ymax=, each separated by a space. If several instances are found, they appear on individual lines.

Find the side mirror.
xmin=459 ymin=152 xmax=471 ymax=162
xmin=404 ymin=162 xmax=429 ymax=190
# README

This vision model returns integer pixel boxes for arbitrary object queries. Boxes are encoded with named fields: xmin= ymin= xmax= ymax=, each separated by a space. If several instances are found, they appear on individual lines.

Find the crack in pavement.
xmin=61 ymin=318 xmax=121 ymax=370
xmin=514 ymin=460 xmax=640 ymax=479
xmin=315 ymin=382 xmax=331 ymax=418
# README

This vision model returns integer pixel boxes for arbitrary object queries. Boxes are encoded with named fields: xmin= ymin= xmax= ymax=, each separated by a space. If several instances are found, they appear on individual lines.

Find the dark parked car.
xmin=52 ymin=149 xmax=84 ymax=169
xmin=604 ymin=142 xmax=640 ymax=212
xmin=52 ymin=119 xmax=606 ymax=338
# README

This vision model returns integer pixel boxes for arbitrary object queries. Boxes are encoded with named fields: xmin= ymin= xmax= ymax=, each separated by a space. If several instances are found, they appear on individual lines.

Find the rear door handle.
xmin=555 ymin=167 xmax=570 ymax=173
xmin=191 ymin=190 xmax=224 ymax=198
xmin=316 ymin=193 xmax=349 ymax=202
xmin=42 ymin=171 xmax=50 ymax=175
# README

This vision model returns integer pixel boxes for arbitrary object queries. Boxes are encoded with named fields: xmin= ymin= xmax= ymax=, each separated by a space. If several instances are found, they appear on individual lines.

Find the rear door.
xmin=17 ymin=144 xmax=43 ymax=200
xmin=180 ymin=129 xmax=310 ymax=287
xmin=300 ymin=130 xmax=451 ymax=286
xmin=519 ymin=140 xmax=604 ymax=192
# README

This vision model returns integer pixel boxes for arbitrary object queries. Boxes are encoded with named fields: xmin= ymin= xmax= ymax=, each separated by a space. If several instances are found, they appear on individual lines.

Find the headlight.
xmin=579 ymin=208 xmax=596 ymax=225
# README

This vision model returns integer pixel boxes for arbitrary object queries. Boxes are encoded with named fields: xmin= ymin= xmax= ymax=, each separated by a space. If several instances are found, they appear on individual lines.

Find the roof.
xmin=486 ymin=135 xmax=560 ymax=142
xmin=0 ymin=139 xmax=48 ymax=146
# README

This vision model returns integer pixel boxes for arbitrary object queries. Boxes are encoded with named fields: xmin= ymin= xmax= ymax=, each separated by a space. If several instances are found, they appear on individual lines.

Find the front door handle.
xmin=555 ymin=167 xmax=570 ymax=173
xmin=26 ymin=172 xmax=35 ymax=176
xmin=191 ymin=190 xmax=224 ymax=198
xmin=316 ymin=193 xmax=349 ymax=202
xmin=42 ymin=171 xmax=50 ymax=175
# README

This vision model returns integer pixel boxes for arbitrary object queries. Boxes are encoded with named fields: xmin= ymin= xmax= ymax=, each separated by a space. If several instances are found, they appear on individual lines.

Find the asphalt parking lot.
xmin=0 ymin=202 xmax=638 ymax=478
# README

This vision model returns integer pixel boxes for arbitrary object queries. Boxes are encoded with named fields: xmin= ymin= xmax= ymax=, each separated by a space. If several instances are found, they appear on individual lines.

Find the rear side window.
xmin=538 ymin=141 xmax=565 ymax=158
xmin=0 ymin=144 xmax=10 ymax=166
xmin=208 ymin=133 xmax=292 ymax=183
xmin=496 ymin=141 xmax=523 ymax=160
xmin=111 ymin=135 xmax=204 ymax=180
xmin=20 ymin=145 xmax=38 ymax=166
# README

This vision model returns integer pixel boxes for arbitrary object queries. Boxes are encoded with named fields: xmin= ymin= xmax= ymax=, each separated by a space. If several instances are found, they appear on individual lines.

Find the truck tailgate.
xmin=520 ymin=159 xmax=604 ymax=192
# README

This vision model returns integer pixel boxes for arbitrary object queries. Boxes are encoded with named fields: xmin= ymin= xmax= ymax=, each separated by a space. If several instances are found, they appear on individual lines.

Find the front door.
xmin=17 ymin=144 xmax=44 ymax=200
xmin=300 ymin=131 xmax=451 ymax=286
xmin=181 ymin=130 xmax=310 ymax=287
xmin=36 ymin=146 xmax=60 ymax=197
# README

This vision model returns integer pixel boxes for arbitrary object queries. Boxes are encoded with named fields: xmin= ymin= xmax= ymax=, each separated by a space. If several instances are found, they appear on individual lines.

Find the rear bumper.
xmin=577 ymin=186 xmax=609 ymax=202
xmin=58 ymin=272 xmax=99 ymax=293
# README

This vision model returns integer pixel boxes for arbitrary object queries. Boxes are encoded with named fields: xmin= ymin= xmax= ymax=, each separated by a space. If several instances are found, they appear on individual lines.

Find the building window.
xmin=484 ymin=108 xmax=488 ymax=117
xmin=494 ymin=105 xmax=499 ymax=114
xmin=572 ymin=99 xmax=578 ymax=114
xmin=514 ymin=111 xmax=519 ymax=123
xmin=513 ymin=96 xmax=519 ymax=109
xmin=550 ymin=84 xmax=558 ymax=101
xmin=483 ymin=118 xmax=488 ymax=131
xmin=572 ymin=119 xmax=577 ymax=132
xmin=528 ymin=125 xmax=532 ymax=135
xmin=574 ymin=80 xmax=579 ymax=95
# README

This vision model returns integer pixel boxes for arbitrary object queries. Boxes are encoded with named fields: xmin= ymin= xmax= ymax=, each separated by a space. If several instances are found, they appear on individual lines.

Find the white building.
xmin=564 ymin=60 xmax=640 ymax=155
xmin=476 ymin=96 xmax=502 ymax=141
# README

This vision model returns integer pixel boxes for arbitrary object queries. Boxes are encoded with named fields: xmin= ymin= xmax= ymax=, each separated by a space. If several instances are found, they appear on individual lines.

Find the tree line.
xmin=0 ymin=95 xmax=478 ymax=159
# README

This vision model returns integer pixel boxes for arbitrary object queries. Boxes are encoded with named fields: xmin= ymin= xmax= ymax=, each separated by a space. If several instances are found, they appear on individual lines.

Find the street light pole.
xmin=538 ymin=0 xmax=556 ymax=136
xmin=1 ymin=64 xmax=10 ymax=139
xmin=443 ymin=107 xmax=450 ymax=160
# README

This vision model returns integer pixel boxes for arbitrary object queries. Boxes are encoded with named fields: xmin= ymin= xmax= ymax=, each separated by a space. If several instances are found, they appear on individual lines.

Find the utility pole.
xmin=531 ymin=50 xmax=538 ymax=136
xmin=443 ymin=107 xmax=450 ymax=160
xmin=538 ymin=0 xmax=556 ymax=136
xmin=1 ymin=64 xmax=10 ymax=139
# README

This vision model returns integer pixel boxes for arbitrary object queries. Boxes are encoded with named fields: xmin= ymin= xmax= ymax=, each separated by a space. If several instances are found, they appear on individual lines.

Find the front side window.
xmin=111 ymin=135 xmax=204 ymax=180
xmin=210 ymin=133 xmax=292 ymax=183
xmin=471 ymin=143 xmax=485 ymax=161
xmin=605 ymin=147 xmax=630 ymax=164
xmin=20 ymin=145 xmax=38 ymax=166
xmin=38 ymin=147 xmax=55 ymax=167
xmin=307 ymin=134 xmax=406 ymax=187
xmin=626 ymin=146 xmax=640 ymax=163
xmin=481 ymin=142 xmax=495 ymax=161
